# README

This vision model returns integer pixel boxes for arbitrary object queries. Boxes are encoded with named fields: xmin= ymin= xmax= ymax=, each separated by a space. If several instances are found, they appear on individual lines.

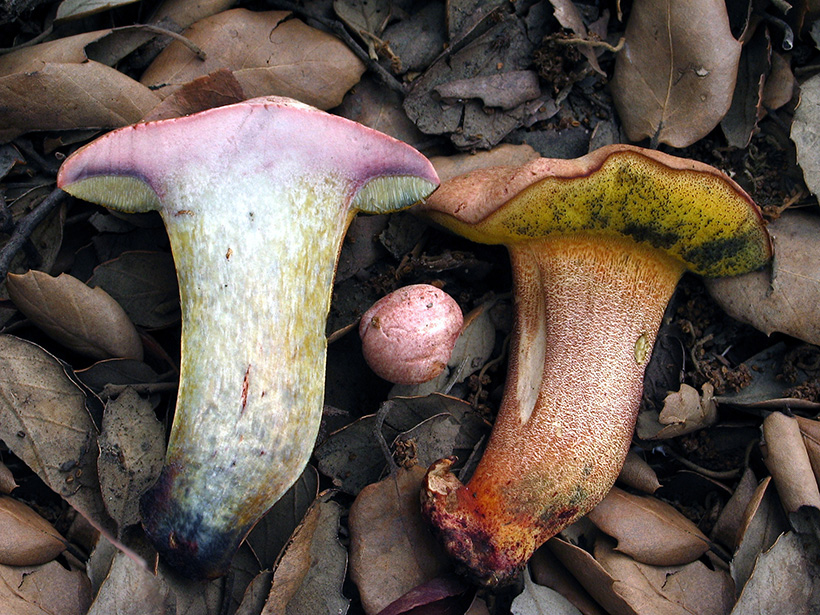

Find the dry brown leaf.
xmin=731 ymin=477 xmax=789 ymax=595
xmin=0 ymin=560 xmax=93 ymax=615
xmin=548 ymin=0 xmax=604 ymax=75
xmin=530 ymin=546 xmax=608 ymax=615
xmin=637 ymin=384 xmax=717 ymax=440
xmin=142 ymin=69 xmax=245 ymax=122
xmin=617 ymin=451 xmax=660 ymax=494
xmin=97 ymin=387 xmax=165 ymax=529
xmin=55 ymin=0 xmax=141 ymax=21
xmin=797 ymin=416 xmax=820 ymax=487
xmin=434 ymin=70 xmax=542 ymax=110
xmin=706 ymin=212 xmax=820 ymax=347
xmin=140 ymin=9 xmax=365 ymax=109
xmin=86 ymin=551 xmax=175 ymax=615
xmin=594 ymin=538 xmax=735 ymax=615
xmin=761 ymin=411 xmax=820 ymax=523
xmin=333 ymin=0 xmax=391 ymax=60
xmin=0 ymin=335 xmax=116 ymax=537
xmin=761 ymin=51 xmax=795 ymax=110
xmin=720 ymin=26 xmax=768 ymax=149
xmin=430 ymin=144 xmax=540 ymax=183
xmin=731 ymin=531 xmax=820 ymax=614
xmin=263 ymin=492 xmax=348 ymax=614
xmin=0 ymin=59 xmax=159 ymax=141
xmin=548 ymin=528 xmax=639 ymax=615
xmin=611 ymin=0 xmax=741 ymax=147
xmin=7 ymin=270 xmax=143 ymax=361
xmin=586 ymin=487 xmax=710 ymax=566
xmin=349 ymin=465 xmax=450 ymax=615
xmin=512 ymin=568 xmax=584 ymax=615
xmin=0 ymin=461 xmax=18 ymax=494
xmin=0 ymin=496 xmax=66 ymax=566
xmin=710 ymin=467 xmax=758 ymax=551
xmin=0 ymin=30 xmax=109 ymax=71
xmin=791 ymin=72 xmax=820 ymax=197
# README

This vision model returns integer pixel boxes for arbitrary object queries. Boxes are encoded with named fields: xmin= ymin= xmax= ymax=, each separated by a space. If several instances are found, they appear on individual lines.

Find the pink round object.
xmin=359 ymin=284 xmax=463 ymax=385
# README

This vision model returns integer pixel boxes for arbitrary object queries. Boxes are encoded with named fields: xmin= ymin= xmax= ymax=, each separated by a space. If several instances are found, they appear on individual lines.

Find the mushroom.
xmin=415 ymin=144 xmax=771 ymax=587
xmin=56 ymin=96 xmax=439 ymax=579
xmin=359 ymin=284 xmax=464 ymax=385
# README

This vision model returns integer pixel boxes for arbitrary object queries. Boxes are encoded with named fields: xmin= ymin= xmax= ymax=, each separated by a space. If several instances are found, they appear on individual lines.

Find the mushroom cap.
xmin=57 ymin=96 xmax=438 ymax=216
xmin=416 ymin=144 xmax=771 ymax=277
xmin=359 ymin=284 xmax=463 ymax=385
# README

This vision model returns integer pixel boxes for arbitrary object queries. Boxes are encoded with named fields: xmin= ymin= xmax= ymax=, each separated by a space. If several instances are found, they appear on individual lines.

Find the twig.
xmin=269 ymin=1 xmax=406 ymax=95
xmin=111 ymin=24 xmax=207 ymax=61
xmin=554 ymin=36 xmax=625 ymax=53
xmin=0 ymin=187 xmax=67 ymax=281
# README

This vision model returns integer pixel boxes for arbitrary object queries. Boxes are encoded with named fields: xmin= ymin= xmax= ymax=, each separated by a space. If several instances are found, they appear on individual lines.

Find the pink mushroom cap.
xmin=359 ymin=284 xmax=463 ymax=385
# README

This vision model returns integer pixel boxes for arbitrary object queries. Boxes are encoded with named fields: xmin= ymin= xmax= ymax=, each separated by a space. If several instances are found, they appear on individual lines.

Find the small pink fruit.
xmin=360 ymin=284 xmax=463 ymax=385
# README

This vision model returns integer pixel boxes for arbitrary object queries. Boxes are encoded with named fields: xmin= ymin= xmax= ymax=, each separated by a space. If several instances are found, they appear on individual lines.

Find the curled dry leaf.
xmin=636 ymin=383 xmax=717 ymax=440
xmin=97 ymin=387 xmax=165 ymax=529
xmin=263 ymin=492 xmax=349 ymax=615
xmin=141 ymin=69 xmax=246 ymax=122
xmin=731 ymin=531 xmax=820 ymax=614
xmin=585 ymin=486 xmax=710 ymax=567
xmin=761 ymin=411 xmax=820 ymax=532
xmin=6 ymin=270 xmax=143 ymax=361
xmin=86 ymin=551 xmax=175 ymax=615
xmin=140 ymin=8 xmax=366 ymax=109
xmin=377 ymin=574 xmax=473 ymax=615
xmin=0 ymin=335 xmax=116 ymax=537
xmin=731 ymin=477 xmax=789 ymax=595
xmin=0 ymin=495 xmax=66 ymax=566
xmin=611 ymin=0 xmax=741 ymax=147
xmin=706 ymin=212 xmax=820 ymax=347
xmin=0 ymin=560 xmax=93 ymax=615
xmin=529 ymin=546 xmax=607 ymax=615
xmin=349 ymin=466 xmax=450 ymax=615
xmin=710 ymin=467 xmax=758 ymax=551
xmin=616 ymin=450 xmax=661 ymax=494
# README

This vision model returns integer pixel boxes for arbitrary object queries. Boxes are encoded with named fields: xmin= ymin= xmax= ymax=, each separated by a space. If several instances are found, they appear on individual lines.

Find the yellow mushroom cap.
xmin=417 ymin=144 xmax=772 ymax=277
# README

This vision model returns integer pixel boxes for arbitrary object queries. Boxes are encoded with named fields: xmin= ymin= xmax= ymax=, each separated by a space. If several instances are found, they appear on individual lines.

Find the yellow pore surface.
xmin=426 ymin=151 xmax=771 ymax=277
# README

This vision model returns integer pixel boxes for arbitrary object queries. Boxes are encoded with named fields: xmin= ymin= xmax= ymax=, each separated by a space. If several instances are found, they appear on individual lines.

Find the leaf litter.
xmin=0 ymin=0 xmax=819 ymax=613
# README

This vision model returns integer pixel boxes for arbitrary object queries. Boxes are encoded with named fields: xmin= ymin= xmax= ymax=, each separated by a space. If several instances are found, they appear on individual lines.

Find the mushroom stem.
xmin=423 ymin=235 xmax=683 ymax=586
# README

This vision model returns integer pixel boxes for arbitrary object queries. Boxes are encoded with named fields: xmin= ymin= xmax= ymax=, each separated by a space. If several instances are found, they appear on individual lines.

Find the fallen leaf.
xmin=88 ymin=251 xmax=180 ymax=329
xmin=6 ymin=270 xmax=143 ymax=361
xmin=611 ymin=0 xmax=741 ymax=147
xmin=393 ymin=412 xmax=486 ymax=470
xmin=761 ymin=411 xmax=820 ymax=530
xmin=512 ymin=567 xmax=583 ymax=615
xmin=0 ymin=560 xmax=93 ymax=615
xmin=263 ymin=492 xmax=349 ymax=615
xmin=636 ymin=383 xmax=717 ymax=440
xmin=0 ymin=495 xmax=66 ymax=566
xmin=529 ymin=546 xmax=607 ymax=615
xmin=720 ymin=25 xmax=768 ymax=149
xmin=731 ymin=531 xmax=820 ymax=614
xmin=731 ymin=477 xmax=789 ymax=594
xmin=74 ymin=358 xmax=161 ymax=394
xmin=55 ymin=0 xmax=141 ymax=21
xmin=710 ymin=467 xmax=758 ymax=551
xmin=434 ymin=70 xmax=542 ymax=110
xmin=381 ymin=3 xmax=446 ymax=73
xmin=349 ymin=466 xmax=450 ymax=614
xmin=0 ymin=60 xmax=159 ymax=141
xmin=333 ymin=0 xmax=391 ymax=60
xmin=791 ymin=71 xmax=820 ymax=197
xmin=0 ymin=462 xmax=17 ymax=494
xmin=706 ymin=212 xmax=820 ymax=347
xmin=616 ymin=450 xmax=661 ymax=494
xmin=548 ymin=0 xmax=604 ymax=75
xmin=797 ymin=416 xmax=820 ymax=486
xmin=86 ymin=551 xmax=175 ymax=615
xmin=141 ymin=8 xmax=365 ymax=109
xmin=594 ymin=538 xmax=735 ymax=615
xmin=761 ymin=51 xmax=795 ymax=110
xmin=376 ymin=574 xmax=473 ymax=615
xmin=0 ymin=335 xmax=116 ymax=537
xmin=586 ymin=487 xmax=710 ymax=566
xmin=97 ymin=387 xmax=165 ymax=529
xmin=246 ymin=464 xmax=319 ymax=570
xmin=142 ymin=69 xmax=246 ymax=122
